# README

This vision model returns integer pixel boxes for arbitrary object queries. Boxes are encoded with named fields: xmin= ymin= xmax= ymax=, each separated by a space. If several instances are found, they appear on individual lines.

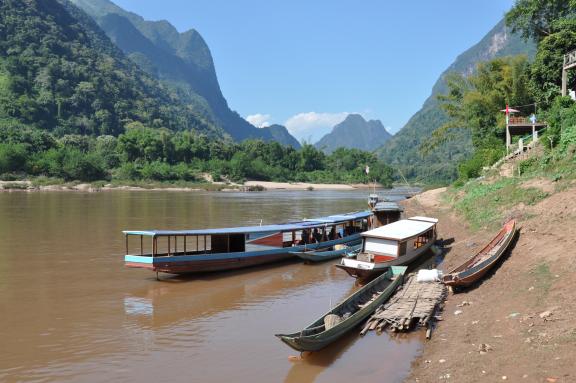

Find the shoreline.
xmin=0 ymin=179 xmax=390 ymax=193
xmin=404 ymin=185 xmax=575 ymax=382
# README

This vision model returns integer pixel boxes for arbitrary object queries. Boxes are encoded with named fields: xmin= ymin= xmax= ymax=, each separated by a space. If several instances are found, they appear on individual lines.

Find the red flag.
xmin=505 ymin=104 xmax=509 ymax=116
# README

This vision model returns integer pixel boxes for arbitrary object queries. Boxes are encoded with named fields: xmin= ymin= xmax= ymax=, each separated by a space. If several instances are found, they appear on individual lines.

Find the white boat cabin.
xmin=358 ymin=216 xmax=438 ymax=263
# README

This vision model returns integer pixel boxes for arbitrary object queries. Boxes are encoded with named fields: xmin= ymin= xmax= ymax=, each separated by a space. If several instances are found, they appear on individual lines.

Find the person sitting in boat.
xmin=299 ymin=229 xmax=309 ymax=245
xmin=312 ymin=228 xmax=322 ymax=243
xmin=329 ymin=226 xmax=336 ymax=240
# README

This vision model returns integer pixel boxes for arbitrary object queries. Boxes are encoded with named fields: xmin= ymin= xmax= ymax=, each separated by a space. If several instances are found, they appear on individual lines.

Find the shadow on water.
xmin=155 ymin=257 xmax=303 ymax=283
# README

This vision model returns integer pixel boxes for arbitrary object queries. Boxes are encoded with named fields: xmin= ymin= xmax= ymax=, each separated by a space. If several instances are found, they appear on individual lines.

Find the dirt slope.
xmin=405 ymin=185 xmax=576 ymax=383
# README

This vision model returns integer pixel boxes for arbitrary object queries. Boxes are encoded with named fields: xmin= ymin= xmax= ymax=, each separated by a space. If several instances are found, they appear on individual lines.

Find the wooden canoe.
xmin=442 ymin=220 xmax=517 ymax=288
xmin=290 ymin=243 xmax=361 ymax=263
xmin=275 ymin=266 xmax=407 ymax=352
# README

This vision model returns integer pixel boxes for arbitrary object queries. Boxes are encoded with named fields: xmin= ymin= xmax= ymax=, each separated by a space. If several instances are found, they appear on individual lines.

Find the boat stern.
xmin=125 ymin=255 xmax=155 ymax=270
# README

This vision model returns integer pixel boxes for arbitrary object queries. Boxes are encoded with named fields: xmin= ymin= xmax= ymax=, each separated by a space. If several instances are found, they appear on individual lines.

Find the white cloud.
xmin=284 ymin=112 xmax=349 ymax=144
xmin=246 ymin=113 xmax=271 ymax=128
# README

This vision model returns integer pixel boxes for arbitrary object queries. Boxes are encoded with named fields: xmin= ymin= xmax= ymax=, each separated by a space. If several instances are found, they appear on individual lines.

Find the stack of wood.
xmin=361 ymin=274 xmax=447 ymax=338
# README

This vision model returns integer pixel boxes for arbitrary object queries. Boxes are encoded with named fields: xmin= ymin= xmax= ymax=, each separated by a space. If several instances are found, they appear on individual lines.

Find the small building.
xmin=505 ymin=113 xmax=547 ymax=155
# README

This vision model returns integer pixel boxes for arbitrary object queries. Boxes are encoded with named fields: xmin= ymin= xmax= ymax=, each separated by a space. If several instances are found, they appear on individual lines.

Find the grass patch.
xmin=447 ymin=177 xmax=548 ymax=230
xmin=530 ymin=262 xmax=553 ymax=301
xmin=1 ymin=182 xmax=29 ymax=190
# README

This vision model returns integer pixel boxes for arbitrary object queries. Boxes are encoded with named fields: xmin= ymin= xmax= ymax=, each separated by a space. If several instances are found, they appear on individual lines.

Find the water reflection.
xmin=0 ymin=189 xmax=423 ymax=383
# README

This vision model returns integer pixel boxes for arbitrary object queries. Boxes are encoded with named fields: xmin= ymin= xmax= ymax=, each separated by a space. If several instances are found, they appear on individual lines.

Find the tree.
xmin=506 ymin=0 xmax=576 ymax=42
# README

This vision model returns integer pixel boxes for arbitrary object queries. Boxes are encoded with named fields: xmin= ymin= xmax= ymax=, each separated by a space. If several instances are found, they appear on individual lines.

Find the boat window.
xmin=413 ymin=229 xmax=432 ymax=249
xmin=398 ymin=241 xmax=407 ymax=256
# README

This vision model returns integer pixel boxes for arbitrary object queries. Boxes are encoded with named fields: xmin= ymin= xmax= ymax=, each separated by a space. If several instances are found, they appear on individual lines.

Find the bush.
xmin=0 ymin=143 xmax=28 ymax=174
xmin=61 ymin=149 xmax=107 ymax=181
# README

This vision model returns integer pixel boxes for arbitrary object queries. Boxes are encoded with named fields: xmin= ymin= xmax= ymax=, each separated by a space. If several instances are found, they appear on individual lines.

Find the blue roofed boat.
xmin=123 ymin=211 xmax=371 ymax=275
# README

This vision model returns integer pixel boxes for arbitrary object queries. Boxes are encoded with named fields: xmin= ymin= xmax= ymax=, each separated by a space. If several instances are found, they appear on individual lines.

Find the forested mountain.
xmin=260 ymin=125 xmax=301 ymax=149
xmin=376 ymin=20 xmax=536 ymax=184
xmin=70 ymin=0 xmax=296 ymax=144
xmin=0 ymin=0 xmax=221 ymax=137
xmin=314 ymin=114 xmax=391 ymax=154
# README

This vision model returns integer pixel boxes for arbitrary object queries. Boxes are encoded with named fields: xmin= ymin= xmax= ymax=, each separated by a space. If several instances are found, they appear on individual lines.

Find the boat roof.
xmin=373 ymin=202 xmax=404 ymax=212
xmin=362 ymin=216 xmax=437 ymax=241
xmin=123 ymin=210 xmax=371 ymax=237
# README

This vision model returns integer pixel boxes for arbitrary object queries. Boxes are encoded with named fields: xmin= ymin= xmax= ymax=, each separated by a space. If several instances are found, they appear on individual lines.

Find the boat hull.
xmin=125 ymin=235 xmax=361 ymax=274
xmin=335 ymin=241 xmax=434 ymax=279
xmin=291 ymin=242 xmax=361 ymax=263
xmin=275 ymin=266 xmax=407 ymax=352
xmin=443 ymin=221 xmax=517 ymax=288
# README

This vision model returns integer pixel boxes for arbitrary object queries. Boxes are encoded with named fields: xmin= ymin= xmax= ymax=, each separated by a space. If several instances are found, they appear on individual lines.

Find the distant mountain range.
xmin=376 ymin=19 xmax=536 ymax=183
xmin=261 ymin=125 xmax=301 ymax=149
xmin=69 ymin=0 xmax=299 ymax=146
xmin=314 ymin=114 xmax=391 ymax=153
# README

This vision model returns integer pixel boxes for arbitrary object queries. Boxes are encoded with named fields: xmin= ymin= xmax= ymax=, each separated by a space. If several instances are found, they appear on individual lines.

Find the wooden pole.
xmin=175 ymin=236 xmax=177 ymax=254
xmin=562 ymin=68 xmax=568 ymax=97
xmin=168 ymin=236 xmax=171 ymax=256
xmin=184 ymin=236 xmax=187 ymax=255
xmin=125 ymin=235 xmax=128 ymax=255
xmin=140 ymin=235 xmax=143 ymax=255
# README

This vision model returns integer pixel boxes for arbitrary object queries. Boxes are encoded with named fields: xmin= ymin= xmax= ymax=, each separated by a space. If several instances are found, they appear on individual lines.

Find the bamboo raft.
xmin=360 ymin=273 xmax=447 ymax=338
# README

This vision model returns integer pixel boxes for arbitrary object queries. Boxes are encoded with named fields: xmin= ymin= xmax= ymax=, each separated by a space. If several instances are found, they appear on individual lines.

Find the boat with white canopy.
xmin=336 ymin=216 xmax=438 ymax=279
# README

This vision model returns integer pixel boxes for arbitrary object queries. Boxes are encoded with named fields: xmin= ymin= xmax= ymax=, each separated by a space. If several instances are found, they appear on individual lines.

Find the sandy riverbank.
xmin=0 ymin=180 xmax=384 ymax=192
xmin=404 ymin=185 xmax=576 ymax=382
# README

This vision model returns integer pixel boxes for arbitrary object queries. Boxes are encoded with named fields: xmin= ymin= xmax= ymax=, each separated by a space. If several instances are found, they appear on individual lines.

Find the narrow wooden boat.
xmin=442 ymin=220 xmax=517 ymax=288
xmin=275 ymin=266 xmax=407 ymax=352
xmin=336 ymin=217 xmax=438 ymax=280
xmin=290 ymin=243 xmax=361 ymax=263
xmin=123 ymin=211 xmax=371 ymax=275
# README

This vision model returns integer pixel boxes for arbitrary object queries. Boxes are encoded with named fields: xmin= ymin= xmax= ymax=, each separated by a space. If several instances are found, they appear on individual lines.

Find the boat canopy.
xmin=362 ymin=217 xmax=437 ymax=241
xmin=373 ymin=202 xmax=404 ymax=212
xmin=123 ymin=211 xmax=371 ymax=237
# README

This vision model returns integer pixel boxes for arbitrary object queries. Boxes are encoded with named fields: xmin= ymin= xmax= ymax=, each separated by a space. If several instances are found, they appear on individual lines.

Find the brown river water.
xmin=0 ymin=190 xmax=424 ymax=383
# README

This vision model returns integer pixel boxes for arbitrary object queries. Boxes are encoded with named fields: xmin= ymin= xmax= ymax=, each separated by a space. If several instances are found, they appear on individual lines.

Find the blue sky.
xmin=114 ymin=0 xmax=514 ymax=142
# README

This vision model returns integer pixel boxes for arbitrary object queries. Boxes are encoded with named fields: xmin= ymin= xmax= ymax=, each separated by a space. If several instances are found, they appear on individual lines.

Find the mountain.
xmin=0 ymin=0 xmax=221 ymax=137
xmin=260 ymin=125 xmax=301 ymax=149
xmin=376 ymin=20 xmax=536 ymax=184
xmin=314 ymin=114 xmax=391 ymax=154
xmin=70 ymin=0 xmax=293 ymax=144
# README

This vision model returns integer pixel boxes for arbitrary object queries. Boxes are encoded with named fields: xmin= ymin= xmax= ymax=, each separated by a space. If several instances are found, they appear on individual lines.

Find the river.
xmin=0 ymin=190 xmax=423 ymax=383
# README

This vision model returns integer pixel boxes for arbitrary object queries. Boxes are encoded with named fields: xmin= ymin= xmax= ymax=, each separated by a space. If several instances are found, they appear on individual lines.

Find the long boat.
xmin=290 ymin=243 xmax=362 ymax=263
xmin=123 ymin=211 xmax=371 ymax=274
xmin=336 ymin=216 xmax=438 ymax=280
xmin=442 ymin=220 xmax=517 ymax=288
xmin=275 ymin=266 xmax=407 ymax=352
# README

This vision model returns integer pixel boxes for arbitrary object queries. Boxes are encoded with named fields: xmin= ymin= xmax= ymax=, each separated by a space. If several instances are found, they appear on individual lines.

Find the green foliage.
xmin=0 ymin=0 xmax=218 ymax=137
xmin=433 ymin=56 xmax=534 ymax=152
xmin=449 ymin=178 xmax=548 ymax=230
xmin=505 ymin=0 xmax=576 ymax=42
xmin=0 ymin=123 xmax=394 ymax=186
xmin=0 ymin=143 xmax=28 ymax=174
xmin=529 ymin=19 xmax=576 ymax=107
xmin=458 ymin=147 xmax=505 ymax=180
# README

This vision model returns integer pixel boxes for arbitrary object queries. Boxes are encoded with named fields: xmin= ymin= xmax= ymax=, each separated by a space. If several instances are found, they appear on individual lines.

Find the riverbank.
xmin=404 ymin=182 xmax=576 ymax=382
xmin=0 ymin=179 xmax=387 ymax=192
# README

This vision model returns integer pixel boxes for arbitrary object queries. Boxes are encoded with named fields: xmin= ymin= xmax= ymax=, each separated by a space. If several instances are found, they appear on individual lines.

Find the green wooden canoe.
xmin=275 ymin=265 xmax=407 ymax=352
xmin=290 ymin=243 xmax=361 ymax=263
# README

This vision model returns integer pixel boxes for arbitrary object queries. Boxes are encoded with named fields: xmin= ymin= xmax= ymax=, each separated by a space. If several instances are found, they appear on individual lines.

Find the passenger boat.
xmin=123 ymin=211 xmax=371 ymax=274
xmin=442 ymin=220 xmax=517 ymax=288
xmin=336 ymin=216 xmax=438 ymax=279
xmin=290 ymin=243 xmax=361 ymax=263
xmin=275 ymin=266 xmax=407 ymax=352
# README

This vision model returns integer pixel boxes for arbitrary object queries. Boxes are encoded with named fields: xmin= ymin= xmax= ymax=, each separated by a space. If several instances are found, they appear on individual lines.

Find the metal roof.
xmin=373 ymin=202 xmax=404 ymax=212
xmin=362 ymin=217 xmax=437 ymax=241
xmin=123 ymin=210 xmax=371 ymax=237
